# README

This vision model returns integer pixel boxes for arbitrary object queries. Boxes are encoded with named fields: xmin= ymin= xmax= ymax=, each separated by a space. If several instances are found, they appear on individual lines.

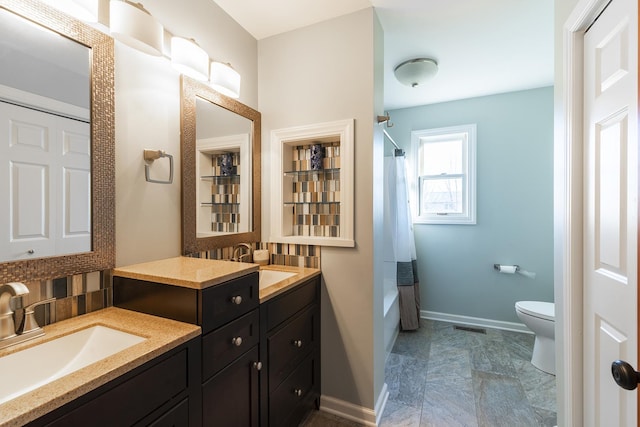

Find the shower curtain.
xmin=384 ymin=155 xmax=420 ymax=330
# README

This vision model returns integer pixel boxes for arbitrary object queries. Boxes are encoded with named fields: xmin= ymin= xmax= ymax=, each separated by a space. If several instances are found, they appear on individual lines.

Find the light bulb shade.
xmin=41 ymin=0 xmax=98 ymax=22
xmin=394 ymin=58 xmax=438 ymax=87
xmin=210 ymin=62 xmax=241 ymax=98
xmin=171 ymin=37 xmax=209 ymax=81
xmin=110 ymin=0 xmax=163 ymax=56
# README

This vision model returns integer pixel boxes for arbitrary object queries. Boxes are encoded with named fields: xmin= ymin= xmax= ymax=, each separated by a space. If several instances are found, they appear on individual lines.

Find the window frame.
xmin=411 ymin=124 xmax=477 ymax=225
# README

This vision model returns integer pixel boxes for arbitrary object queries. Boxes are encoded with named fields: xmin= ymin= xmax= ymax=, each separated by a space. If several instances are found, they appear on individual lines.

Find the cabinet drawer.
xmin=202 ymin=309 xmax=260 ymax=380
xmin=264 ymin=277 xmax=319 ymax=331
xmin=269 ymin=354 xmax=318 ymax=427
xmin=202 ymin=272 xmax=259 ymax=333
xmin=41 ymin=349 xmax=189 ymax=427
xmin=268 ymin=306 xmax=318 ymax=390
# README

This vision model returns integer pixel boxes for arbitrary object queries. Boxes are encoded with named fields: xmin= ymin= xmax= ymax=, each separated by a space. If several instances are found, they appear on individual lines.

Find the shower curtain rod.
xmin=382 ymin=128 xmax=400 ymax=150
xmin=382 ymin=128 xmax=404 ymax=156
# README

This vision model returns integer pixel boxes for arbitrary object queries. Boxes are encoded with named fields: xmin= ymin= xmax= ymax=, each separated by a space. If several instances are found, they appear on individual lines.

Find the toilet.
xmin=515 ymin=301 xmax=555 ymax=375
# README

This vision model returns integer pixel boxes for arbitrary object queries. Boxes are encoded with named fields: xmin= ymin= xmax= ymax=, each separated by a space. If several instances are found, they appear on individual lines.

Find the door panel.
xmin=0 ymin=101 xmax=90 ymax=260
xmin=584 ymin=0 xmax=638 ymax=425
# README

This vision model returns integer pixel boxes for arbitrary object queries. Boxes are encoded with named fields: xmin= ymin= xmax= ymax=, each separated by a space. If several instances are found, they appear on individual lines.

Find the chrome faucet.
xmin=232 ymin=243 xmax=254 ymax=263
xmin=0 ymin=282 xmax=29 ymax=341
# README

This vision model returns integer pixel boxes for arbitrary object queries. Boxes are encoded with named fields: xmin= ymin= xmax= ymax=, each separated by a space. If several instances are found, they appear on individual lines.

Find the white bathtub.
xmin=383 ymin=262 xmax=400 ymax=361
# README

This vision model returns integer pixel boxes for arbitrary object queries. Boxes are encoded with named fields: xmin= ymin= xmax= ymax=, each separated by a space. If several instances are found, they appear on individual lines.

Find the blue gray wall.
xmin=387 ymin=86 xmax=554 ymax=324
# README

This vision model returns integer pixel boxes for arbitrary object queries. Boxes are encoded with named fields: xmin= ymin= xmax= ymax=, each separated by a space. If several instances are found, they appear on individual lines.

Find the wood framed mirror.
xmin=0 ymin=0 xmax=115 ymax=282
xmin=180 ymin=75 xmax=261 ymax=254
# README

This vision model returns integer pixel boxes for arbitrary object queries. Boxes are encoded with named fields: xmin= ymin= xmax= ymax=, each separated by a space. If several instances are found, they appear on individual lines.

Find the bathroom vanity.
xmin=0 ymin=308 xmax=201 ymax=427
xmin=112 ymin=256 xmax=321 ymax=427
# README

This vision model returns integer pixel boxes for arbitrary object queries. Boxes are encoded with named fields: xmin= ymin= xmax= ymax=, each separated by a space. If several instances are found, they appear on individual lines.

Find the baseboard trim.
xmin=320 ymin=383 xmax=389 ymax=426
xmin=421 ymin=310 xmax=532 ymax=334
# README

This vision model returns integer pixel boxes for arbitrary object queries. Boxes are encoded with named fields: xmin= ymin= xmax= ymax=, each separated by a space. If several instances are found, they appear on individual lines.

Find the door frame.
xmin=559 ymin=0 xmax=638 ymax=425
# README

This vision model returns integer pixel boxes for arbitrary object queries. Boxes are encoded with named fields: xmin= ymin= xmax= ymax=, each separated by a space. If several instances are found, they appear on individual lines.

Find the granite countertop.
xmin=112 ymin=256 xmax=259 ymax=289
xmin=112 ymin=256 xmax=320 ymax=301
xmin=0 ymin=307 xmax=201 ymax=427
xmin=259 ymin=264 xmax=321 ymax=302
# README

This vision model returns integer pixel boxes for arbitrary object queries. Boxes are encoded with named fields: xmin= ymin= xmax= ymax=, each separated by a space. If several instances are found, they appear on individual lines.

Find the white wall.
xmin=112 ymin=0 xmax=257 ymax=266
xmin=259 ymin=8 xmax=387 ymax=420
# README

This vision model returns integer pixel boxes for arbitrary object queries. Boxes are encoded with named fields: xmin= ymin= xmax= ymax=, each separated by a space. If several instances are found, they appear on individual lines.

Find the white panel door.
xmin=0 ymin=102 xmax=56 ymax=260
xmin=0 ymin=101 xmax=90 ymax=260
xmin=583 ymin=0 xmax=638 ymax=425
xmin=59 ymin=119 xmax=91 ymax=254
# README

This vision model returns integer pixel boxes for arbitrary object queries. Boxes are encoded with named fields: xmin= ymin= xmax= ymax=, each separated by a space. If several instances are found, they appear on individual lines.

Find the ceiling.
xmin=213 ymin=0 xmax=554 ymax=111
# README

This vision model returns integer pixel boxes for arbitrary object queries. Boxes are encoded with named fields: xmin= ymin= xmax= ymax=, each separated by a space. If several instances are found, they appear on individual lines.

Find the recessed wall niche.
xmin=197 ymin=135 xmax=250 ymax=236
xmin=270 ymin=119 xmax=354 ymax=247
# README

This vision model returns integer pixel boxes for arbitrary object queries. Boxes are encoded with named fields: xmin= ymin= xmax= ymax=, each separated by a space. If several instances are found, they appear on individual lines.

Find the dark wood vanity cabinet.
xmin=28 ymin=338 xmax=201 ymax=427
xmin=114 ymin=272 xmax=261 ymax=427
xmin=114 ymin=270 xmax=321 ymax=427
xmin=260 ymin=276 xmax=321 ymax=427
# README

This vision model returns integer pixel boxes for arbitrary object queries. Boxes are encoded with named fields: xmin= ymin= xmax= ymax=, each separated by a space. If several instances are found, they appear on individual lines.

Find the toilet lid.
xmin=515 ymin=301 xmax=554 ymax=321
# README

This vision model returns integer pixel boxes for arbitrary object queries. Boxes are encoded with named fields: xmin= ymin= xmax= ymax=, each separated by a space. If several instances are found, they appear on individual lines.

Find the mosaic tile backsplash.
xmin=13 ymin=270 xmax=110 ymax=328
xmin=192 ymin=242 xmax=320 ymax=269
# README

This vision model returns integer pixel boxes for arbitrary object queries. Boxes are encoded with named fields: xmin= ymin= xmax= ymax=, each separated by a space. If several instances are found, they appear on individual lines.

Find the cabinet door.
xmin=147 ymin=399 xmax=190 ymax=427
xmin=268 ymin=306 xmax=318 ymax=391
xmin=202 ymin=346 xmax=259 ymax=427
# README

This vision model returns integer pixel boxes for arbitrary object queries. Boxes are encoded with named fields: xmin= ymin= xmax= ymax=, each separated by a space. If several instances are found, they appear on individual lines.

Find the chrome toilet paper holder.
xmin=493 ymin=264 xmax=520 ymax=272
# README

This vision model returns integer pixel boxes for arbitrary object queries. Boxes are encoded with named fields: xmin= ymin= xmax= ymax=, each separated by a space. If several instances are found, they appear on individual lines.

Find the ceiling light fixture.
xmin=210 ymin=61 xmax=241 ymax=98
xmin=394 ymin=58 xmax=438 ymax=87
xmin=171 ymin=37 xmax=209 ymax=81
xmin=110 ymin=0 xmax=163 ymax=56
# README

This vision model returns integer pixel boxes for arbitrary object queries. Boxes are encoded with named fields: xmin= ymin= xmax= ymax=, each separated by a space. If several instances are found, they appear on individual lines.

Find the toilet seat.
xmin=515 ymin=301 xmax=554 ymax=321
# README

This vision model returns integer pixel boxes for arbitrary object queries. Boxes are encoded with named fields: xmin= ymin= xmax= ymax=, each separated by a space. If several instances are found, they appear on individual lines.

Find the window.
xmin=411 ymin=124 xmax=476 ymax=224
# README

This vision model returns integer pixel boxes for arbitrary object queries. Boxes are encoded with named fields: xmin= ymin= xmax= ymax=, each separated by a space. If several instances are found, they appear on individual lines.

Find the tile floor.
xmin=302 ymin=318 xmax=557 ymax=427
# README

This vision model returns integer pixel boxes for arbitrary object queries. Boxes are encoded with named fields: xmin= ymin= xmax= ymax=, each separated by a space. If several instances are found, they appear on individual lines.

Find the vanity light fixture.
xmin=109 ymin=0 xmax=163 ymax=56
xmin=394 ymin=58 xmax=438 ymax=87
xmin=171 ymin=37 xmax=209 ymax=81
xmin=209 ymin=61 xmax=241 ymax=98
xmin=41 ymin=0 xmax=98 ymax=22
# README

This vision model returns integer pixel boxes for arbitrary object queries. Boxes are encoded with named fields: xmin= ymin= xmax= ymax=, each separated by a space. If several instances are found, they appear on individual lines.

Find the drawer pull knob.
xmin=231 ymin=295 xmax=243 ymax=305
xmin=253 ymin=361 xmax=263 ymax=371
xmin=232 ymin=337 xmax=243 ymax=346
xmin=293 ymin=340 xmax=303 ymax=348
xmin=294 ymin=389 xmax=303 ymax=397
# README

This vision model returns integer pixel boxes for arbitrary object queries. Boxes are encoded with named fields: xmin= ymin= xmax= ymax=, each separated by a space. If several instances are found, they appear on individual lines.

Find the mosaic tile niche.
xmin=271 ymin=119 xmax=354 ymax=247
xmin=288 ymin=142 xmax=341 ymax=238
xmin=202 ymin=151 xmax=242 ymax=233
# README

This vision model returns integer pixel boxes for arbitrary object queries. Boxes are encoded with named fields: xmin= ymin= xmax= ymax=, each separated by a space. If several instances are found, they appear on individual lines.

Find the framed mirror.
xmin=0 ymin=0 xmax=115 ymax=282
xmin=181 ymin=75 xmax=261 ymax=254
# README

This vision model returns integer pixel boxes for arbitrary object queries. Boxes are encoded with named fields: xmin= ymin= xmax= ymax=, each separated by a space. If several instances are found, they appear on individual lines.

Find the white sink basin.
xmin=259 ymin=270 xmax=296 ymax=289
xmin=0 ymin=325 xmax=145 ymax=404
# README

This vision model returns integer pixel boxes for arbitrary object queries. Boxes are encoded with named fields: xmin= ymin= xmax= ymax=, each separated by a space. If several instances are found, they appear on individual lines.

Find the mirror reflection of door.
xmin=0 ymin=8 xmax=91 ymax=262
xmin=195 ymin=97 xmax=252 ymax=237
